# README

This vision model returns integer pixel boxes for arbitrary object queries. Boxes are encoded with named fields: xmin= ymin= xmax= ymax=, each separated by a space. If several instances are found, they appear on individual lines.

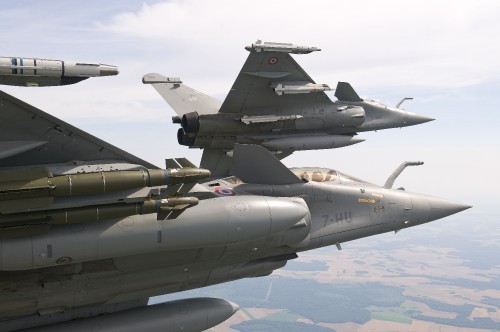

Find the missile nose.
xmin=198 ymin=168 xmax=212 ymax=179
xmin=99 ymin=64 xmax=119 ymax=76
xmin=428 ymin=197 xmax=471 ymax=221
xmin=405 ymin=112 xmax=435 ymax=126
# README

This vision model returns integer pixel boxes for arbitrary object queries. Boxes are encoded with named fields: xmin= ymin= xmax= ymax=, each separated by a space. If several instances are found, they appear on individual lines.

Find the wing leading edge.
xmin=0 ymin=90 xmax=157 ymax=168
xmin=218 ymin=46 xmax=332 ymax=115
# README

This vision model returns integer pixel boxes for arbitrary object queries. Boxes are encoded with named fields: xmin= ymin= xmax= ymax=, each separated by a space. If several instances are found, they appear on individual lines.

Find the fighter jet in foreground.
xmin=0 ymin=90 xmax=468 ymax=331
xmin=0 ymin=56 xmax=118 ymax=87
xmin=144 ymin=40 xmax=434 ymax=176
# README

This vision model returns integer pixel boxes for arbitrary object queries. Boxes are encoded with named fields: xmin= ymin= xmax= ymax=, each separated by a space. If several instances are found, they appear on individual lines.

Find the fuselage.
xmin=0 ymin=163 xmax=467 ymax=330
xmin=177 ymin=100 xmax=433 ymax=151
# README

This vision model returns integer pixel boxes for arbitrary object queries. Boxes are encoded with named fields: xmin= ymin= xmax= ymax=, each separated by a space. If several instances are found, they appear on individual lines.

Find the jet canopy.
xmin=290 ymin=167 xmax=373 ymax=185
xmin=221 ymin=167 xmax=372 ymax=185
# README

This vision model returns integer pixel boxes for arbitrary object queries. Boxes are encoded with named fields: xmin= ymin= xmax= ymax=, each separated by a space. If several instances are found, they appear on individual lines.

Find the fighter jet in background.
xmin=144 ymin=40 xmax=434 ymax=177
xmin=0 ymin=89 xmax=468 ymax=331
xmin=0 ymin=56 xmax=118 ymax=87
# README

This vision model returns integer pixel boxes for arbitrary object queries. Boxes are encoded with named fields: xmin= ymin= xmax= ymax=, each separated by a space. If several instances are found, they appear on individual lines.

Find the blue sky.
xmin=1 ymin=0 xmax=498 ymax=218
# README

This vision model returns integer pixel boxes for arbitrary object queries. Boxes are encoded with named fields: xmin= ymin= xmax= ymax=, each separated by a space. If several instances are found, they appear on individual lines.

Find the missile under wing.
xmin=0 ymin=57 xmax=118 ymax=87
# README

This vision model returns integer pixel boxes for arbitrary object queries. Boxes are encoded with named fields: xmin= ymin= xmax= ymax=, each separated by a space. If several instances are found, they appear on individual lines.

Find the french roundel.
xmin=268 ymin=57 xmax=279 ymax=65
xmin=214 ymin=187 xmax=236 ymax=196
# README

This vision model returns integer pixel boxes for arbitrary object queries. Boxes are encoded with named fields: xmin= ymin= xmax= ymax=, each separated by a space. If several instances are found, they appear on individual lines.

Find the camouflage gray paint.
xmin=0 ymin=41 xmax=467 ymax=331
xmin=144 ymin=41 xmax=433 ymax=158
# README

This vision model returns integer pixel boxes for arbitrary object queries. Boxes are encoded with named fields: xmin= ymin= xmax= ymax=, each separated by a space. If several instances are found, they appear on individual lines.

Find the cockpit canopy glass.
xmin=290 ymin=167 xmax=338 ymax=183
xmin=221 ymin=168 xmax=372 ymax=185
xmin=290 ymin=167 xmax=372 ymax=185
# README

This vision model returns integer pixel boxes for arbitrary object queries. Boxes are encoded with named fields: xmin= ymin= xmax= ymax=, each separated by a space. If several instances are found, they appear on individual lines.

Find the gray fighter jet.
xmin=0 ymin=90 xmax=468 ymax=331
xmin=144 ymin=40 xmax=433 ymax=176
xmin=0 ymin=56 xmax=118 ymax=87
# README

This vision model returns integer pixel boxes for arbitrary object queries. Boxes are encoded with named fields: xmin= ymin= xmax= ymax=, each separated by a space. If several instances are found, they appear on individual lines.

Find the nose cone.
xmin=428 ymin=196 xmax=471 ymax=222
xmin=405 ymin=111 xmax=435 ymax=126
xmin=359 ymin=105 xmax=434 ymax=131
xmin=409 ymin=192 xmax=471 ymax=226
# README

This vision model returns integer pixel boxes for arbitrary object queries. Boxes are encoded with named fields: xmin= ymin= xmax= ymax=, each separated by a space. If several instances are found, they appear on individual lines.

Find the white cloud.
xmin=99 ymin=0 xmax=500 ymax=89
xmin=1 ymin=0 xmax=498 ymax=208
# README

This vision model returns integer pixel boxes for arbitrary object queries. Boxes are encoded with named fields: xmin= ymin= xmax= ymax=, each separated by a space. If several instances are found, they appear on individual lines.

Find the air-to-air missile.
xmin=0 ymin=165 xmax=210 ymax=201
xmin=143 ymin=40 xmax=434 ymax=156
xmin=0 ymin=163 xmax=211 ymax=238
xmin=0 ymin=56 xmax=118 ymax=86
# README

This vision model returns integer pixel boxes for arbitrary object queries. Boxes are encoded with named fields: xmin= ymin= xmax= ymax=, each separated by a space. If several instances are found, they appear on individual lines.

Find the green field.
xmin=263 ymin=309 xmax=303 ymax=322
xmin=368 ymin=306 xmax=413 ymax=324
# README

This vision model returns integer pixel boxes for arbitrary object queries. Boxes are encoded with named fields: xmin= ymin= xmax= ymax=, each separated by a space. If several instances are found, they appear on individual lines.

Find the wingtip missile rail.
xmin=271 ymin=81 xmax=333 ymax=95
xmin=245 ymin=40 xmax=321 ymax=54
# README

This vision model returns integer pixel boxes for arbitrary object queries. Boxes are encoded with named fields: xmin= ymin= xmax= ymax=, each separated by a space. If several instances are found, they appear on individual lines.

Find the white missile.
xmin=271 ymin=81 xmax=332 ymax=95
xmin=245 ymin=40 xmax=321 ymax=54
xmin=0 ymin=57 xmax=118 ymax=87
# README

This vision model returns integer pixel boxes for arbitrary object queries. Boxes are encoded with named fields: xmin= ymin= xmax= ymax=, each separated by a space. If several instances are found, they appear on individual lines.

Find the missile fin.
xmin=165 ymin=158 xmax=183 ymax=169
xmin=157 ymin=208 xmax=185 ymax=220
xmin=165 ymin=157 xmax=197 ymax=169
xmin=175 ymin=157 xmax=197 ymax=168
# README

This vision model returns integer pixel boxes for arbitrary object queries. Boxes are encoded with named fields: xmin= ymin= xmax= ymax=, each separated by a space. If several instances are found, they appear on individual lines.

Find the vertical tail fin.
xmin=334 ymin=82 xmax=363 ymax=102
xmin=143 ymin=73 xmax=221 ymax=116
xmin=231 ymin=144 xmax=302 ymax=185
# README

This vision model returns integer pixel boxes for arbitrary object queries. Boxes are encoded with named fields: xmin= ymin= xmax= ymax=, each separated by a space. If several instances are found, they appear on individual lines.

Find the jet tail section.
xmin=143 ymin=73 xmax=221 ymax=116
xmin=231 ymin=144 xmax=302 ymax=185
xmin=335 ymin=82 xmax=363 ymax=102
